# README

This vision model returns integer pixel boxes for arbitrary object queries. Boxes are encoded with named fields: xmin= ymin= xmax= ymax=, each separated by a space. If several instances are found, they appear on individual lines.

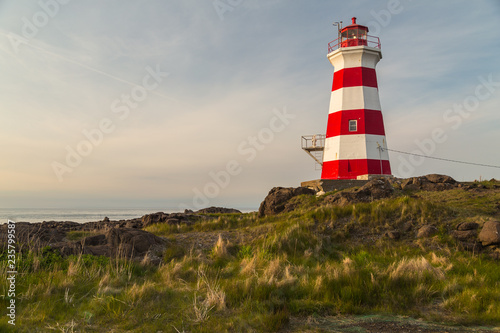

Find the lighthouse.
xmin=321 ymin=17 xmax=392 ymax=180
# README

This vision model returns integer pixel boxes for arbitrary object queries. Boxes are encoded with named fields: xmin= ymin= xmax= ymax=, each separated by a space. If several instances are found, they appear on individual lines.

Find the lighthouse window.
xmin=349 ymin=120 xmax=357 ymax=132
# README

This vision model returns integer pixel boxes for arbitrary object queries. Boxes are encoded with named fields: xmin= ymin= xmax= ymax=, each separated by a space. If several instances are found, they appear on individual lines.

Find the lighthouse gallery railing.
xmin=328 ymin=34 xmax=381 ymax=53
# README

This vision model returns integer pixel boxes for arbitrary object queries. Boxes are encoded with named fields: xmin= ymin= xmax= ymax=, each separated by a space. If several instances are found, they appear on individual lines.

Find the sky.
xmin=0 ymin=0 xmax=499 ymax=210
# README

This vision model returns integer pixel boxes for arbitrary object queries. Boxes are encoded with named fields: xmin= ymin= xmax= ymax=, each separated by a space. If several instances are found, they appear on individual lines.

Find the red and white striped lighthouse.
xmin=321 ymin=17 xmax=391 ymax=180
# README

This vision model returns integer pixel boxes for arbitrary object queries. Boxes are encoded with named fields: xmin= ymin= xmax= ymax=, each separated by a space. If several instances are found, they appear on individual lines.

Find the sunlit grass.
xmin=1 ymin=185 xmax=500 ymax=331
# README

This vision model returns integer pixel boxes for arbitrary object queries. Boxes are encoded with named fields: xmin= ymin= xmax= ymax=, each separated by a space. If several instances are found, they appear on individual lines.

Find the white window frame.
xmin=349 ymin=120 xmax=357 ymax=132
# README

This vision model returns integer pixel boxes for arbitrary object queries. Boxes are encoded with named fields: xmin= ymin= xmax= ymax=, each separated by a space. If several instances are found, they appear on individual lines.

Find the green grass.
xmin=2 ymin=186 xmax=500 ymax=332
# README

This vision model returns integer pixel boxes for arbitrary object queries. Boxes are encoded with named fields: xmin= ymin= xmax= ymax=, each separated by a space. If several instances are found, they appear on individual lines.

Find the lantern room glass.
xmin=341 ymin=28 xmax=368 ymax=47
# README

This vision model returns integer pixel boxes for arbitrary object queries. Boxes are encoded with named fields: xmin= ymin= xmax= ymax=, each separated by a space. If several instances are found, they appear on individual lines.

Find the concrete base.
xmin=302 ymin=175 xmax=394 ymax=192
xmin=301 ymin=179 xmax=369 ymax=192
xmin=356 ymin=174 xmax=393 ymax=180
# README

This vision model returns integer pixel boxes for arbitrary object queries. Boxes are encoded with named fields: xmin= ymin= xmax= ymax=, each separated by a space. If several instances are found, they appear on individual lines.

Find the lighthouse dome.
xmin=340 ymin=17 xmax=369 ymax=47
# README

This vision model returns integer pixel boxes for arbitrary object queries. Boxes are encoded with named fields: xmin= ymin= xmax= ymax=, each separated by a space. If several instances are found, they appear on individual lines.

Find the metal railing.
xmin=301 ymin=134 xmax=325 ymax=168
xmin=301 ymin=134 xmax=325 ymax=150
xmin=328 ymin=35 xmax=381 ymax=53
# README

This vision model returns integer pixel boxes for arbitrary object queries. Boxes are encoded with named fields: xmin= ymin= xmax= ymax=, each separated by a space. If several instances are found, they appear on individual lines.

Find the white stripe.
xmin=323 ymin=134 xmax=390 ymax=162
xmin=329 ymin=86 xmax=381 ymax=114
xmin=328 ymin=46 xmax=382 ymax=71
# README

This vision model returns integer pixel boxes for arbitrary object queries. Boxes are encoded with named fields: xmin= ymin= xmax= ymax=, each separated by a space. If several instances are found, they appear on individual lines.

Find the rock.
xmin=324 ymin=191 xmax=358 ymax=206
xmin=196 ymin=207 xmax=242 ymax=214
xmin=452 ymin=230 xmax=478 ymax=241
xmin=358 ymin=178 xmax=394 ymax=199
xmin=80 ymin=234 xmax=107 ymax=246
xmin=166 ymin=218 xmax=181 ymax=225
xmin=103 ymin=216 xmax=110 ymax=223
xmin=385 ymin=230 xmax=400 ymax=240
xmin=478 ymin=221 xmax=500 ymax=246
xmin=105 ymin=228 xmax=167 ymax=257
xmin=141 ymin=212 xmax=170 ymax=227
xmin=402 ymin=183 xmax=420 ymax=191
xmin=258 ymin=187 xmax=315 ymax=217
xmin=49 ymin=228 xmax=168 ymax=260
xmin=457 ymin=222 xmax=479 ymax=231
xmin=417 ymin=225 xmax=438 ymax=238
xmin=401 ymin=174 xmax=457 ymax=192
xmin=184 ymin=209 xmax=194 ymax=214
xmin=324 ymin=178 xmax=394 ymax=206
xmin=424 ymin=174 xmax=456 ymax=184
xmin=125 ymin=221 xmax=141 ymax=229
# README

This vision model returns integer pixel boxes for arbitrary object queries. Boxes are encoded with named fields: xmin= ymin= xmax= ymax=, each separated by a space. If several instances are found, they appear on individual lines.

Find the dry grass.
xmin=212 ymin=234 xmax=229 ymax=258
xmin=388 ymin=257 xmax=445 ymax=281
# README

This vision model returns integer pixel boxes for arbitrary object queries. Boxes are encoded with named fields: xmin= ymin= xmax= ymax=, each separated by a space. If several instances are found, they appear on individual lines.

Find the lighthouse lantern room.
xmin=306 ymin=17 xmax=392 ymax=181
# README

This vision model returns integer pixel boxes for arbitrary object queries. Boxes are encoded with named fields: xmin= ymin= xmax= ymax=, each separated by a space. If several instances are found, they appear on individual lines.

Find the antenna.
xmin=333 ymin=21 xmax=343 ymax=40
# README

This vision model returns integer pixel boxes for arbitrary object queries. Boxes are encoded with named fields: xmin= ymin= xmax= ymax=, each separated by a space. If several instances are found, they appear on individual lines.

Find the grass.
xmin=2 ymin=185 xmax=500 ymax=332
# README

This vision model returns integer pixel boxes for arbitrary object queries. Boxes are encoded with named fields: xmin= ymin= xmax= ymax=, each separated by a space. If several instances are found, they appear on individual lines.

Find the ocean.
xmin=0 ymin=208 xmax=175 ymax=224
xmin=0 ymin=207 xmax=256 ymax=224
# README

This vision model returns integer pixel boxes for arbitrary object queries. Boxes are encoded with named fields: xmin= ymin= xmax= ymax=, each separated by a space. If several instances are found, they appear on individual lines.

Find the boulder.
xmin=457 ymin=222 xmax=479 ymax=231
xmin=478 ymin=221 xmax=500 ymax=246
xmin=417 ymin=225 xmax=438 ymax=238
xmin=258 ymin=187 xmax=315 ymax=217
xmin=105 ymin=228 xmax=167 ymax=256
xmin=452 ymin=230 xmax=478 ymax=241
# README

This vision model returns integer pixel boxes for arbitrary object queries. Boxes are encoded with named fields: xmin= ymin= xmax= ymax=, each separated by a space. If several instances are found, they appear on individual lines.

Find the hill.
xmin=1 ymin=176 xmax=500 ymax=332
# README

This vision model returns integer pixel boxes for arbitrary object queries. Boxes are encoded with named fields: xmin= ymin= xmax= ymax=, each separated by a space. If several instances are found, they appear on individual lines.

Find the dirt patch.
xmin=171 ymin=224 xmax=274 ymax=251
xmin=287 ymin=315 xmax=499 ymax=333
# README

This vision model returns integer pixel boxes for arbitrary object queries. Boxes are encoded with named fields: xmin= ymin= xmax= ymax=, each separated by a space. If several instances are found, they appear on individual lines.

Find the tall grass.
xmin=2 ymin=189 xmax=500 ymax=331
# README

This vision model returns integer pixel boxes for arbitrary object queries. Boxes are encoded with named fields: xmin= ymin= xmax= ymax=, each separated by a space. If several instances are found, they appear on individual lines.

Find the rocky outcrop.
xmin=141 ymin=212 xmax=170 ymax=226
xmin=478 ymin=221 xmax=500 ymax=246
xmin=0 ymin=222 xmax=68 ymax=249
xmin=324 ymin=178 xmax=394 ymax=206
xmin=258 ymin=187 xmax=315 ymax=217
xmin=50 ymin=228 xmax=168 ymax=261
xmin=141 ymin=212 xmax=202 ymax=227
xmin=196 ymin=207 xmax=242 ymax=214
xmin=105 ymin=228 xmax=167 ymax=257
xmin=401 ymin=174 xmax=457 ymax=191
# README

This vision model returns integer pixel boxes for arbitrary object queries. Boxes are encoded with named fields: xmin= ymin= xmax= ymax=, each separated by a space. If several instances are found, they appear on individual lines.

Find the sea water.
xmin=0 ymin=207 xmax=256 ymax=224
xmin=0 ymin=208 xmax=174 ymax=224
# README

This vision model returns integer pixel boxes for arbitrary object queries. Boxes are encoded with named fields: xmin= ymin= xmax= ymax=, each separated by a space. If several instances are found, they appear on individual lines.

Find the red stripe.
xmin=321 ymin=159 xmax=392 ymax=180
xmin=325 ymin=109 xmax=386 ymax=138
xmin=331 ymin=67 xmax=378 ymax=91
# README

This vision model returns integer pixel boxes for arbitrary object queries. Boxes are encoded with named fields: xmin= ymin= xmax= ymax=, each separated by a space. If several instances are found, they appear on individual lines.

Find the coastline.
xmin=0 ymin=207 xmax=257 ymax=224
